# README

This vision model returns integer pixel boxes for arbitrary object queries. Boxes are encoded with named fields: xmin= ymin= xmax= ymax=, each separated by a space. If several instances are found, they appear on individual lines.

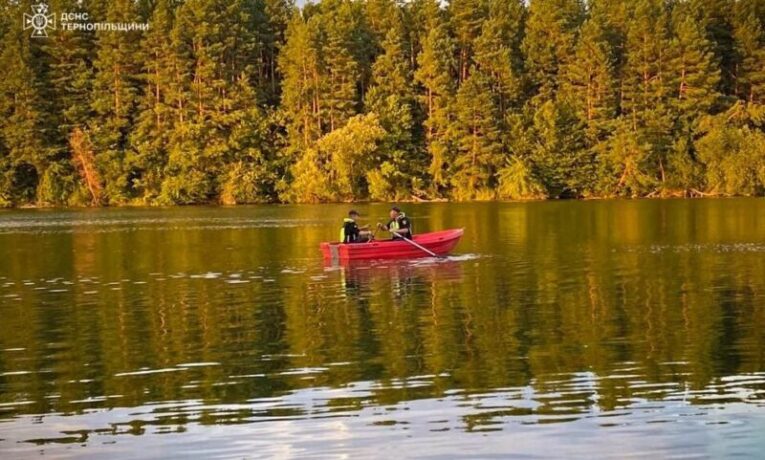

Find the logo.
xmin=24 ymin=3 xmax=56 ymax=38
xmin=20 ymin=3 xmax=149 ymax=38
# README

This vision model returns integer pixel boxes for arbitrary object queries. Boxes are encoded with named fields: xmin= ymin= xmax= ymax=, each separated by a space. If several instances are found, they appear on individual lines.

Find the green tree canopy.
xmin=0 ymin=0 xmax=763 ymax=206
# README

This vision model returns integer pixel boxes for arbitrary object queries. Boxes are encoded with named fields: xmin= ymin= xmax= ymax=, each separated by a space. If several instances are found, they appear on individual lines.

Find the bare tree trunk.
xmin=155 ymin=51 xmax=162 ymax=127
xmin=114 ymin=64 xmax=121 ymax=115
xmin=70 ymin=128 xmax=103 ymax=206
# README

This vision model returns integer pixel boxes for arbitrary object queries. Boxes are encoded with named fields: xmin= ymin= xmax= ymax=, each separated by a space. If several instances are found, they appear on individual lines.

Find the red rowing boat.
xmin=320 ymin=228 xmax=464 ymax=260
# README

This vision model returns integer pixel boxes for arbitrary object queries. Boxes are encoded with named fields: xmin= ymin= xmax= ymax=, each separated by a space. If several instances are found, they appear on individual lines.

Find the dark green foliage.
xmin=695 ymin=102 xmax=765 ymax=195
xmin=89 ymin=0 xmax=143 ymax=203
xmin=733 ymin=7 xmax=765 ymax=103
xmin=0 ymin=1 xmax=53 ymax=205
xmin=560 ymin=18 xmax=617 ymax=141
xmin=667 ymin=5 xmax=722 ymax=116
xmin=522 ymin=0 xmax=584 ymax=103
xmin=474 ymin=0 xmax=525 ymax=113
xmin=414 ymin=16 xmax=457 ymax=194
xmin=0 ymin=0 xmax=764 ymax=206
xmin=528 ymin=101 xmax=593 ymax=197
xmin=365 ymin=25 xmax=426 ymax=200
xmin=450 ymin=69 xmax=503 ymax=199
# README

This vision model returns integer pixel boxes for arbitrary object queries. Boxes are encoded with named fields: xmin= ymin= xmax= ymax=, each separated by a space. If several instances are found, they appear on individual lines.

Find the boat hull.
xmin=320 ymin=228 xmax=463 ymax=260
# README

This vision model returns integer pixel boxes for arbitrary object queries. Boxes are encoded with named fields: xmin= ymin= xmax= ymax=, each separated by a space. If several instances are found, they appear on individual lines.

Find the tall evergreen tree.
xmin=0 ymin=1 xmax=53 ymax=205
xmin=89 ymin=0 xmax=143 ymax=203
xmin=733 ymin=9 xmax=765 ymax=104
xmin=450 ymin=69 xmax=503 ymax=199
xmin=154 ymin=0 xmax=264 ymax=204
xmin=128 ymin=0 xmax=177 ymax=202
xmin=261 ymin=0 xmax=295 ymax=105
xmin=620 ymin=0 xmax=672 ymax=188
xmin=621 ymin=0 xmax=670 ymax=121
xmin=406 ymin=0 xmax=444 ymax=64
xmin=322 ymin=2 xmax=362 ymax=132
xmin=522 ymin=0 xmax=584 ymax=103
xmin=658 ymin=9 xmax=721 ymax=193
xmin=528 ymin=100 xmax=592 ymax=197
xmin=365 ymin=24 xmax=425 ymax=200
xmin=449 ymin=0 xmax=488 ymax=82
xmin=415 ymin=20 xmax=456 ymax=194
xmin=365 ymin=0 xmax=400 ymax=44
xmin=47 ymin=2 xmax=92 ymax=202
xmin=588 ymin=0 xmax=631 ymax=115
xmin=474 ymin=0 xmax=525 ymax=114
xmin=689 ymin=0 xmax=735 ymax=94
xmin=667 ymin=11 xmax=721 ymax=116
xmin=560 ymin=19 xmax=617 ymax=141
xmin=279 ymin=14 xmax=325 ymax=153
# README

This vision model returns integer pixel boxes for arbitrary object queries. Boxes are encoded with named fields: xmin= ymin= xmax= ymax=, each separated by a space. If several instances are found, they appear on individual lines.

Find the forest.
xmin=0 ymin=0 xmax=764 ymax=206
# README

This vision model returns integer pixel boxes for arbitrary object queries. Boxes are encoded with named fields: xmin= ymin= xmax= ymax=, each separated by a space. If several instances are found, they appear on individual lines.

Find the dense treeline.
xmin=1 ymin=0 xmax=765 ymax=206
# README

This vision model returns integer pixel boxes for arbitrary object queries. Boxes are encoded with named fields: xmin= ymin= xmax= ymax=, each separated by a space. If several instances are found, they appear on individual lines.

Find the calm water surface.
xmin=0 ymin=199 xmax=764 ymax=458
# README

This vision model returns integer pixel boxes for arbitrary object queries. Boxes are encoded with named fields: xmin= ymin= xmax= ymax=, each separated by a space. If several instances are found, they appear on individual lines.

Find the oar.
xmin=391 ymin=230 xmax=444 ymax=258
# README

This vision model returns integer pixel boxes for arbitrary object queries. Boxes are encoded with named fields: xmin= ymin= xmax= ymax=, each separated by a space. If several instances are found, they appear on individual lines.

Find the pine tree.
xmin=689 ymin=0 xmax=735 ymax=94
xmin=19 ymin=0 xmax=94 ymax=205
xmin=598 ymin=120 xmax=657 ymax=196
xmin=621 ymin=0 xmax=671 ymax=121
xmin=620 ymin=0 xmax=673 ymax=190
xmin=0 ymin=1 xmax=52 ymax=205
xmin=406 ymin=0 xmax=444 ymax=62
xmin=365 ymin=25 xmax=425 ymax=200
xmin=365 ymin=0 xmax=400 ymax=45
xmin=449 ymin=0 xmax=488 ymax=82
xmin=560 ymin=19 xmax=617 ymax=141
xmin=522 ymin=0 xmax=584 ymax=103
xmin=474 ymin=0 xmax=525 ymax=114
xmin=128 ymin=0 xmax=177 ymax=202
xmin=47 ymin=0 xmax=95 ymax=134
xmin=89 ymin=0 xmax=143 ymax=204
xmin=220 ymin=81 xmax=277 ymax=204
xmin=368 ymin=26 xmax=411 ymax=100
xmin=322 ymin=1 xmax=364 ymax=132
xmin=219 ymin=0 xmax=280 ymax=203
xmin=733 ymin=10 xmax=765 ymax=104
xmin=450 ymin=69 xmax=503 ymax=199
xmin=261 ymin=0 xmax=295 ymax=106
xmin=528 ymin=100 xmax=592 ymax=197
xmin=662 ymin=8 xmax=722 ymax=193
xmin=588 ymin=0 xmax=631 ymax=115
xmin=414 ymin=21 xmax=456 ymax=194
xmin=165 ymin=0 xmax=271 ymax=205
xmin=667 ymin=11 xmax=721 ymax=116
xmin=279 ymin=15 xmax=325 ymax=153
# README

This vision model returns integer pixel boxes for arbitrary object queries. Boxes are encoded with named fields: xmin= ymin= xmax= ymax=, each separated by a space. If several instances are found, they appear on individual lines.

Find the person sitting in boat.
xmin=377 ymin=206 xmax=412 ymax=240
xmin=340 ymin=210 xmax=371 ymax=243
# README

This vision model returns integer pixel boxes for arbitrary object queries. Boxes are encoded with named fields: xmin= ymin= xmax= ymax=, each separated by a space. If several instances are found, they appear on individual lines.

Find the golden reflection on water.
xmin=0 ymin=199 xmax=764 ymax=456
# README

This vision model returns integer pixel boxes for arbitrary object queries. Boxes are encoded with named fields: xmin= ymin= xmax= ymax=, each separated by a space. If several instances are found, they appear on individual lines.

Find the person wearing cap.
xmin=377 ymin=206 xmax=412 ymax=240
xmin=340 ymin=210 xmax=371 ymax=243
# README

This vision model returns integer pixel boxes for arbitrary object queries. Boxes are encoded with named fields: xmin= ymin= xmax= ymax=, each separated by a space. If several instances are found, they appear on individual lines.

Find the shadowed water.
xmin=0 ymin=199 xmax=764 ymax=458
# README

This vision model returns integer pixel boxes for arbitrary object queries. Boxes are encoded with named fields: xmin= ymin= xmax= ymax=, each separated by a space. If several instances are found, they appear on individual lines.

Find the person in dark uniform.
xmin=340 ymin=210 xmax=371 ymax=243
xmin=377 ymin=206 xmax=412 ymax=240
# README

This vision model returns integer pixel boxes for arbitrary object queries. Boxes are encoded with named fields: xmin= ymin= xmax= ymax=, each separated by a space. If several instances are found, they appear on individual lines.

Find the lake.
xmin=0 ymin=199 xmax=764 ymax=458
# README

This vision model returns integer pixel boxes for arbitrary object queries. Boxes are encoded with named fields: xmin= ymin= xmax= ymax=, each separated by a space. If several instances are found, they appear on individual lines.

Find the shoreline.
xmin=2 ymin=194 xmax=761 ymax=211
